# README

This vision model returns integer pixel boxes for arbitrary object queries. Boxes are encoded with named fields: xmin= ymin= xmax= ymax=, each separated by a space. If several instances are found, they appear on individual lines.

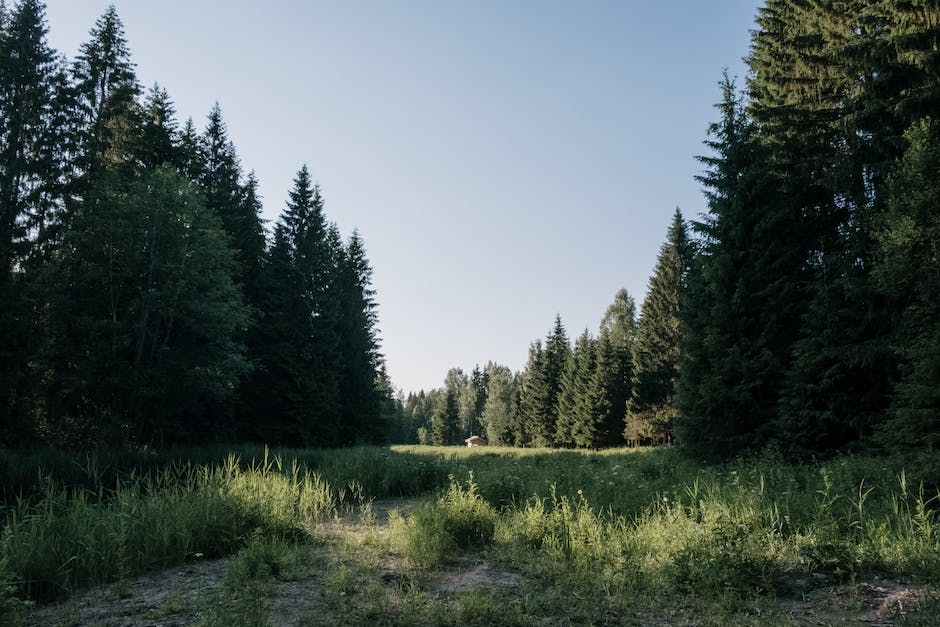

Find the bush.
xmin=392 ymin=473 xmax=496 ymax=568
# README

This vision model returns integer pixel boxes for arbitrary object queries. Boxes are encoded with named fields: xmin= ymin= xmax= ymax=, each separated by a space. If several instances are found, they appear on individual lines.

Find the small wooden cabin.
xmin=464 ymin=435 xmax=487 ymax=448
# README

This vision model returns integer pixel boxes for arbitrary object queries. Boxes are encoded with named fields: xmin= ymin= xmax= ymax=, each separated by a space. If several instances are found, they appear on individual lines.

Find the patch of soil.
xmin=858 ymin=579 xmax=927 ymax=625
xmin=27 ymin=557 xmax=226 ymax=627
xmin=267 ymin=580 xmax=325 ymax=627
xmin=789 ymin=577 xmax=933 ymax=626
xmin=436 ymin=558 xmax=522 ymax=594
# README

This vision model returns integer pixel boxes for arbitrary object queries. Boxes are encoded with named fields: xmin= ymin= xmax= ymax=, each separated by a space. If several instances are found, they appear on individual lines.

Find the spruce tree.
xmin=749 ymin=0 xmax=894 ymax=452
xmin=199 ymin=104 xmax=265 ymax=297
xmin=0 ymin=0 xmax=70 ymax=442
xmin=537 ymin=315 xmax=571 ymax=446
xmin=335 ymin=230 xmax=382 ymax=444
xmin=628 ymin=212 xmax=688 ymax=445
xmin=592 ymin=289 xmax=636 ymax=447
xmin=518 ymin=340 xmax=547 ymax=446
xmin=556 ymin=330 xmax=598 ymax=448
xmin=0 ymin=0 xmax=68 ymax=269
xmin=481 ymin=364 xmax=517 ymax=446
xmin=139 ymin=84 xmax=179 ymax=170
xmin=71 ymin=5 xmax=140 ymax=187
xmin=248 ymin=166 xmax=342 ymax=445
xmin=677 ymin=76 xmax=799 ymax=461
xmin=72 ymin=5 xmax=136 ymax=128
xmin=874 ymin=119 xmax=940 ymax=450
xmin=177 ymin=117 xmax=204 ymax=182
xmin=431 ymin=387 xmax=460 ymax=446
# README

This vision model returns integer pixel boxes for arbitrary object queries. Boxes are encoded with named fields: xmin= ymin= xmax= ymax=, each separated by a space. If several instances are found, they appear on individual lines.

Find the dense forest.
xmin=0 ymin=1 xmax=399 ymax=448
xmin=406 ymin=0 xmax=940 ymax=460
xmin=2 ymin=1 xmax=939 ymax=459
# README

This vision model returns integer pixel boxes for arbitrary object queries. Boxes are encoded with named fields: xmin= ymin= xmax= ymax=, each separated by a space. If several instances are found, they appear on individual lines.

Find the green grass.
xmin=390 ymin=472 xmax=497 ymax=567
xmin=1 ymin=444 xmax=938 ymax=624
xmin=0 ymin=451 xmax=336 ymax=605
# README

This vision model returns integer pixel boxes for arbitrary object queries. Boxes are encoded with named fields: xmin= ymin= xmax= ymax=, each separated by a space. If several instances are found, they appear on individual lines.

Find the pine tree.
xmin=199 ymin=104 xmax=265 ymax=296
xmin=431 ymin=387 xmax=460 ymax=446
xmin=874 ymin=119 xmax=940 ymax=450
xmin=248 ymin=166 xmax=342 ymax=445
xmin=375 ymin=364 xmax=404 ymax=443
xmin=628 ymin=212 xmax=688 ymax=445
xmin=72 ymin=5 xmax=136 ymax=128
xmin=592 ymin=289 xmax=637 ymax=447
xmin=518 ymin=340 xmax=548 ymax=446
xmin=457 ymin=365 xmax=487 ymax=438
xmin=848 ymin=0 xmax=940 ymax=185
xmin=335 ymin=230 xmax=382 ymax=444
xmin=139 ymin=84 xmax=178 ymax=170
xmin=0 ymin=0 xmax=71 ymax=442
xmin=677 ymin=76 xmax=800 ymax=461
xmin=71 ymin=5 xmax=140 ymax=185
xmin=481 ymin=364 xmax=518 ymax=446
xmin=177 ymin=117 xmax=204 ymax=182
xmin=536 ymin=315 xmax=571 ymax=446
xmin=0 ymin=0 xmax=69 ymax=267
xmin=748 ymin=0 xmax=895 ymax=453
xmin=556 ymin=330 xmax=597 ymax=448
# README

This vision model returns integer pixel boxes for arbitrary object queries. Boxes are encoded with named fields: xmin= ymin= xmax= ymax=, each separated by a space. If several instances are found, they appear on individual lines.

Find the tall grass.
xmin=489 ymin=466 xmax=939 ymax=603
xmin=0 ymin=452 xmax=336 ymax=605
xmin=383 ymin=447 xmax=938 ymax=605
xmin=2 ymin=443 xmax=938 ymax=618
xmin=391 ymin=472 xmax=497 ymax=567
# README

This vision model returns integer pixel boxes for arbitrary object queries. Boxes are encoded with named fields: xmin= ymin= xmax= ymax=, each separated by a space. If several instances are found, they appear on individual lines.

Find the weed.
xmin=392 ymin=473 xmax=496 ymax=568
xmin=4 ymin=444 xmax=939 ymax=619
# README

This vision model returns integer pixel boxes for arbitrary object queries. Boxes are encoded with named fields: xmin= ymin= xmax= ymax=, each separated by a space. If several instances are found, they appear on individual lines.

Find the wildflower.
xmin=577 ymin=489 xmax=583 ymax=496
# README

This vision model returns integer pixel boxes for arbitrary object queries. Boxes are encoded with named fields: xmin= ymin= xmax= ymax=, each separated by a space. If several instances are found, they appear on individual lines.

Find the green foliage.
xmin=629 ymin=211 xmax=688 ymax=445
xmin=678 ymin=77 xmax=800 ymax=461
xmin=244 ymin=165 xmax=380 ymax=447
xmin=46 ymin=166 xmax=251 ymax=444
xmin=589 ymin=290 xmax=636 ymax=448
xmin=555 ymin=330 xmax=597 ymax=448
xmin=0 ymin=451 xmax=337 ymax=603
xmin=392 ymin=472 xmax=496 ymax=567
xmin=335 ymin=231 xmax=383 ymax=445
xmin=430 ymin=388 xmax=460 ymax=446
xmin=480 ymin=364 xmax=518 ymax=446
xmin=0 ymin=5 xmax=389 ymax=450
xmin=2 ymin=444 xmax=939 ymax=617
xmin=875 ymin=119 xmax=940 ymax=450
xmin=0 ymin=0 xmax=72 ymax=445
xmin=518 ymin=340 xmax=549 ymax=446
xmin=517 ymin=318 xmax=572 ymax=447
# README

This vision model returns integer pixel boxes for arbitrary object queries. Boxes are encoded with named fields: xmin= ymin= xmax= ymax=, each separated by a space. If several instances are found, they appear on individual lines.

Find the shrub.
xmin=392 ymin=473 xmax=496 ymax=568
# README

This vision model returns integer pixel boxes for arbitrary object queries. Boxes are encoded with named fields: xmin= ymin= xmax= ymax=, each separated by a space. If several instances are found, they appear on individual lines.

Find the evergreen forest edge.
xmin=1 ymin=1 xmax=939 ymax=463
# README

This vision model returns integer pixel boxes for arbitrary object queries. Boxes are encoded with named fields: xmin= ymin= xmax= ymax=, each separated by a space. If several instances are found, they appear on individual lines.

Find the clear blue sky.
xmin=43 ymin=0 xmax=761 ymax=395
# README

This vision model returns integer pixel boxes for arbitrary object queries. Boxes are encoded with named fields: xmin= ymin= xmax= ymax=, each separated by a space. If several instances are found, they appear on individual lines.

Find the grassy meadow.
xmin=1 ymin=445 xmax=939 ymax=625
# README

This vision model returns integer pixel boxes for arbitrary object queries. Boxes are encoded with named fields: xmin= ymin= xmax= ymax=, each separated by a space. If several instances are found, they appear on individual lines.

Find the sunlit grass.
xmin=1 ymin=443 xmax=938 ymax=622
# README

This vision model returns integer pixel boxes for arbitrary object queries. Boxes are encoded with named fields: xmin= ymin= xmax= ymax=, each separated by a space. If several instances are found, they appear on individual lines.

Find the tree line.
xmin=0 ymin=1 xmax=394 ymax=448
xmin=406 ymin=0 xmax=939 ymax=459
xmin=400 ymin=211 xmax=687 ymax=450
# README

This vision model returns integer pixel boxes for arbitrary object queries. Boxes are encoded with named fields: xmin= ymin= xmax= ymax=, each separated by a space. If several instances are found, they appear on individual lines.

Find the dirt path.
xmin=26 ymin=557 xmax=227 ymax=626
